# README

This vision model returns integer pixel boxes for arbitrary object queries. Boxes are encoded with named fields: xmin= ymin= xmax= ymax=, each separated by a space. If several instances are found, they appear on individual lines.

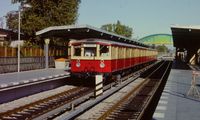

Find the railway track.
xmin=0 ymin=87 xmax=93 ymax=120
xmin=98 ymin=61 xmax=171 ymax=120
xmin=74 ymin=61 xmax=172 ymax=120
xmin=102 ymin=79 xmax=159 ymax=120
xmin=0 ymin=61 xmax=164 ymax=120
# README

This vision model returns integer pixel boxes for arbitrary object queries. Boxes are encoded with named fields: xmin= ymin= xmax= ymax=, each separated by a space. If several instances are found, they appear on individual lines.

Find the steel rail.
xmin=136 ymin=61 xmax=171 ymax=120
xmin=97 ymin=77 xmax=149 ymax=120
xmin=0 ymin=87 xmax=93 ymax=120
xmin=54 ymin=62 xmax=161 ymax=120
xmin=96 ymin=61 xmax=167 ymax=120
xmin=108 ymin=61 xmax=171 ymax=120
xmin=0 ymin=61 xmax=160 ymax=120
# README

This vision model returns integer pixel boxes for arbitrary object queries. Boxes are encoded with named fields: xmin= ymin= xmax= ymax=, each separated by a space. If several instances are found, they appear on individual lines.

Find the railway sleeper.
xmin=2 ymin=116 xmax=18 ymax=120
xmin=11 ymin=114 xmax=22 ymax=117
xmin=13 ymin=113 xmax=30 ymax=119
xmin=10 ymin=115 xmax=25 ymax=120
xmin=29 ymin=107 xmax=41 ymax=110
xmin=19 ymin=110 xmax=31 ymax=114
xmin=109 ymin=111 xmax=140 ymax=120
xmin=34 ymin=104 xmax=44 ymax=108
xmin=111 ymin=113 xmax=133 ymax=119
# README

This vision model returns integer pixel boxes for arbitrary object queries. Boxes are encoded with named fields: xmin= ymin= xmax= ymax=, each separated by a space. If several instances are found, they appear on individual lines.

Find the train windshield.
xmin=74 ymin=46 xmax=81 ymax=56
xmin=100 ymin=45 xmax=109 ymax=56
xmin=83 ymin=44 xmax=97 ymax=57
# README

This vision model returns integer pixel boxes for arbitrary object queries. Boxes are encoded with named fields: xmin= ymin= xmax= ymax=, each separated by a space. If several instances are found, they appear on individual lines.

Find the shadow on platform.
xmin=171 ymin=60 xmax=191 ymax=70
xmin=170 ymin=80 xmax=191 ymax=87
xmin=163 ymin=90 xmax=200 ymax=103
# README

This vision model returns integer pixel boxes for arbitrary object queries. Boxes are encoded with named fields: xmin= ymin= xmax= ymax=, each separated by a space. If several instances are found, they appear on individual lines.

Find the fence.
xmin=0 ymin=46 xmax=65 ymax=57
xmin=0 ymin=56 xmax=55 ymax=74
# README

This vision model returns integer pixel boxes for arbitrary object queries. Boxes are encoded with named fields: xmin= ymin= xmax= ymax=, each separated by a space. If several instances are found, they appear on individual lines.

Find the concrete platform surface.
xmin=0 ymin=68 xmax=70 ymax=87
xmin=153 ymin=69 xmax=200 ymax=120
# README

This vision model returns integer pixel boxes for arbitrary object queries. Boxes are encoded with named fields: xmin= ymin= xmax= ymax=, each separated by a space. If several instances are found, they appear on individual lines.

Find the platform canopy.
xmin=36 ymin=24 xmax=149 ymax=47
xmin=171 ymin=25 xmax=200 ymax=49
xmin=0 ymin=28 xmax=26 ymax=41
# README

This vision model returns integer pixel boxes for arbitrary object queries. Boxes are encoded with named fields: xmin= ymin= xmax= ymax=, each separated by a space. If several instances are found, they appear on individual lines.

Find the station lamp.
xmin=17 ymin=3 xmax=31 ymax=72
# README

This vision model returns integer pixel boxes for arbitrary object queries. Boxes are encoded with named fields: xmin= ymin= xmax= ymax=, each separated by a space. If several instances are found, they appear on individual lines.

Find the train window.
xmin=74 ymin=46 xmax=81 ymax=56
xmin=100 ymin=45 xmax=109 ymax=56
xmin=84 ymin=47 xmax=96 ymax=57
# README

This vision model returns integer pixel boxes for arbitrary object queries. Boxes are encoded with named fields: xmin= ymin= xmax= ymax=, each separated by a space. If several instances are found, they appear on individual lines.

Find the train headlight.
xmin=76 ymin=59 xmax=81 ymax=67
xmin=100 ymin=60 xmax=105 ymax=68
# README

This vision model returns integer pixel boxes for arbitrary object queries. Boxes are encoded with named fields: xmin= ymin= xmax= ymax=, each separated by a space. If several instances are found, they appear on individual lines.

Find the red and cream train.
xmin=70 ymin=38 xmax=157 ymax=78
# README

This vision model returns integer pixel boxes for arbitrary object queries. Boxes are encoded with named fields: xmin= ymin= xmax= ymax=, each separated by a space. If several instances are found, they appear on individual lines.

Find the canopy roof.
xmin=70 ymin=38 xmax=152 ymax=50
xmin=171 ymin=25 xmax=200 ymax=49
xmin=36 ymin=24 xmax=149 ymax=48
xmin=0 ymin=28 xmax=23 ymax=41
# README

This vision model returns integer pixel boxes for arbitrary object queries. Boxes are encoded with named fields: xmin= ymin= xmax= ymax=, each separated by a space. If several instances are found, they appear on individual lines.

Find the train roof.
xmin=71 ymin=38 xmax=155 ymax=50
xmin=36 ymin=24 xmax=151 ymax=48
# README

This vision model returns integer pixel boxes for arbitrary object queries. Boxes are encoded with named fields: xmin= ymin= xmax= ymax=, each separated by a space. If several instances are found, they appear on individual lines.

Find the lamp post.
xmin=17 ymin=3 xmax=31 ymax=72
xmin=17 ymin=5 xmax=21 ymax=72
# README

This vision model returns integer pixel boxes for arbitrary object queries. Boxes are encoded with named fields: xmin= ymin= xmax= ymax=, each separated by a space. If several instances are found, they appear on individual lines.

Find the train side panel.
xmin=109 ymin=45 xmax=156 ymax=73
xmin=70 ymin=39 xmax=158 ymax=77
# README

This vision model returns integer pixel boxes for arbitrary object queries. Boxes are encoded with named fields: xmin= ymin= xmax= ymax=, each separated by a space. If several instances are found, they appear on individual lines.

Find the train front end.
xmin=70 ymin=39 xmax=111 ymax=78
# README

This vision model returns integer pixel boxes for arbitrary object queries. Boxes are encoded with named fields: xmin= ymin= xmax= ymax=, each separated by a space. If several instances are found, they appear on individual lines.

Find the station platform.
xmin=0 ymin=68 xmax=70 ymax=89
xmin=153 ymin=60 xmax=200 ymax=120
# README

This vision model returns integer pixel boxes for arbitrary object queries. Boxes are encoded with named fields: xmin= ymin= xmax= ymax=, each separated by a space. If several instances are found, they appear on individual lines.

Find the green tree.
xmin=8 ymin=0 xmax=81 ymax=44
xmin=6 ymin=11 xmax=18 ymax=31
xmin=101 ymin=20 xmax=133 ymax=38
xmin=156 ymin=44 xmax=168 ymax=53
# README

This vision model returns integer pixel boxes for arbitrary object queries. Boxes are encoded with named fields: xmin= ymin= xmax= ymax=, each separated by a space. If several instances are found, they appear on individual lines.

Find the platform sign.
xmin=95 ymin=75 xmax=103 ymax=97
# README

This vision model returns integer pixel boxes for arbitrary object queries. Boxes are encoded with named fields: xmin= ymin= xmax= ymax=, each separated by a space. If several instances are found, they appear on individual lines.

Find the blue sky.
xmin=0 ymin=0 xmax=200 ymax=38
